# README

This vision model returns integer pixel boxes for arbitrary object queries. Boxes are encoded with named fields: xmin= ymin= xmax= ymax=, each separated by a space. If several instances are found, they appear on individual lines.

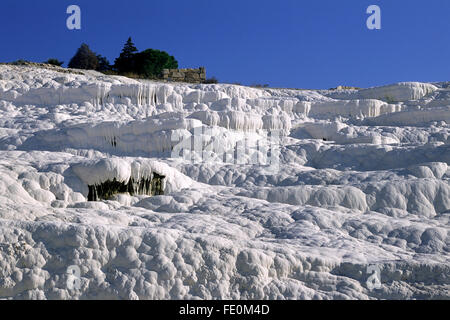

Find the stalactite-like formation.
xmin=151 ymin=173 xmax=165 ymax=196
xmin=87 ymin=174 xmax=165 ymax=201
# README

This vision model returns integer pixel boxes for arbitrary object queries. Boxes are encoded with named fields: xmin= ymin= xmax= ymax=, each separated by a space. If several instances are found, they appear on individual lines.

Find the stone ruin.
xmin=162 ymin=67 xmax=206 ymax=83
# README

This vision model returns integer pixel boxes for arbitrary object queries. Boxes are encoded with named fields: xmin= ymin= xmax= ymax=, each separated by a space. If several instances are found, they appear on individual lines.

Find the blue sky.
xmin=0 ymin=0 xmax=449 ymax=89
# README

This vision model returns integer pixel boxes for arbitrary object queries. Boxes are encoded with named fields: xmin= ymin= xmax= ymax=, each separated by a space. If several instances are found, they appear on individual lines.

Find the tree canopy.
xmin=67 ymin=38 xmax=179 ymax=78
xmin=134 ymin=49 xmax=178 ymax=77
xmin=68 ymin=43 xmax=98 ymax=70
xmin=96 ymin=55 xmax=111 ymax=72
xmin=114 ymin=37 xmax=138 ymax=74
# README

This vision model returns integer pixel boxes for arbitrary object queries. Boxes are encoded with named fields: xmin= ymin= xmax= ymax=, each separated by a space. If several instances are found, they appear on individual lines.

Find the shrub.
xmin=100 ymin=70 xmax=119 ymax=76
xmin=45 ymin=58 xmax=64 ymax=67
xmin=204 ymin=77 xmax=219 ymax=84
xmin=11 ymin=59 xmax=30 ymax=65
xmin=383 ymin=95 xmax=397 ymax=103
xmin=251 ymin=83 xmax=269 ymax=88
xmin=121 ymin=72 xmax=145 ymax=79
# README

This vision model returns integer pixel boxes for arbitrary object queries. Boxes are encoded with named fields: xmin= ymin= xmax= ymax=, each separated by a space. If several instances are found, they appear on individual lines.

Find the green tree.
xmin=114 ymin=37 xmax=138 ymax=73
xmin=45 ymin=58 xmax=64 ymax=67
xmin=134 ymin=49 xmax=178 ymax=78
xmin=96 ymin=54 xmax=111 ymax=71
xmin=68 ymin=43 xmax=98 ymax=70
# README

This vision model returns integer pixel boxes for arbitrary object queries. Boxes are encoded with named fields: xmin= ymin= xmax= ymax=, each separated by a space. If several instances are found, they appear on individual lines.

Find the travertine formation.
xmin=0 ymin=65 xmax=448 ymax=300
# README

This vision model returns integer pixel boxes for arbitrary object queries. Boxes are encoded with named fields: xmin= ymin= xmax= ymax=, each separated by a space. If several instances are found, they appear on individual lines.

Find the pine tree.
xmin=96 ymin=54 xmax=111 ymax=71
xmin=114 ymin=37 xmax=138 ymax=73
xmin=68 ymin=43 xmax=99 ymax=70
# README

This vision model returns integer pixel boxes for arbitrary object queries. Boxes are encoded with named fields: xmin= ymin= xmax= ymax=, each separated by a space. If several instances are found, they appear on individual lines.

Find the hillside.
xmin=0 ymin=64 xmax=448 ymax=299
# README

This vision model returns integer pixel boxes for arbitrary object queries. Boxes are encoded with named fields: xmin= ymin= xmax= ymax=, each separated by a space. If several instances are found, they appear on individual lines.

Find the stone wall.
xmin=162 ymin=67 xmax=206 ymax=83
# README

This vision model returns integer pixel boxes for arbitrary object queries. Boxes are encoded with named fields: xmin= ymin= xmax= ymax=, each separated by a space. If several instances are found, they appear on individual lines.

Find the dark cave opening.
xmin=87 ymin=173 xmax=166 ymax=201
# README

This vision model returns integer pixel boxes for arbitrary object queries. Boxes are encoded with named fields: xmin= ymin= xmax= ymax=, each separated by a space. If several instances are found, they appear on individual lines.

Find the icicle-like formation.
xmin=87 ymin=173 xmax=165 ymax=201
xmin=294 ymin=99 xmax=403 ymax=119
xmin=71 ymin=158 xmax=198 ymax=198
xmin=108 ymin=84 xmax=158 ymax=106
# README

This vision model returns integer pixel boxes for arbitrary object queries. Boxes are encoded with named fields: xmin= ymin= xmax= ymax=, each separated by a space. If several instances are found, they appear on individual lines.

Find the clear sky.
xmin=0 ymin=0 xmax=449 ymax=89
